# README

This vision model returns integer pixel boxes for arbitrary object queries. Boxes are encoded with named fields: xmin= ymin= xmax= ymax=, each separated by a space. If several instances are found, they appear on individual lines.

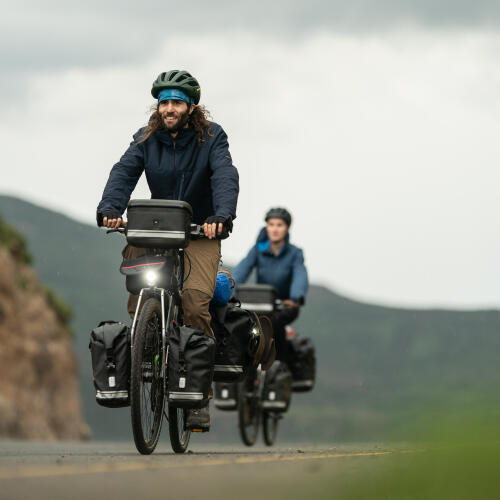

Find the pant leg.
xmin=272 ymin=307 xmax=300 ymax=363
xmin=181 ymin=238 xmax=221 ymax=337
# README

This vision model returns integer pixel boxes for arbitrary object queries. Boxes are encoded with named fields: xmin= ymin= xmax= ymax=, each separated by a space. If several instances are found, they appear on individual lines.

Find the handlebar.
xmin=105 ymin=224 xmax=206 ymax=237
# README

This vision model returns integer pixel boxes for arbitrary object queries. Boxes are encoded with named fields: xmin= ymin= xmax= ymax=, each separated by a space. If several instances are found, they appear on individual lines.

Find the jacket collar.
xmin=256 ymin=227 xmax=290 ymax=256
xmin=155 ymin=125 xmax=196 ymax=149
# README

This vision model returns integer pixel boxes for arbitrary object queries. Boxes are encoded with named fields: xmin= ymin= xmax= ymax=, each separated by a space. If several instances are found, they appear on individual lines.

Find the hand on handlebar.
xmin=103 ymin=216 xmax=126 ymax=229
xmin=203 ymin=215 xmax=232 ymax=240
xmin=283 ymin=299 xmax=300 ymax=308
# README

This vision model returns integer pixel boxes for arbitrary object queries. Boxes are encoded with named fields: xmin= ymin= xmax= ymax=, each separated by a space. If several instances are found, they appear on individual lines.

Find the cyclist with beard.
xmin=233 ymin=208 xmax=308 ymax=363
xmin=96 ymin=70 xmax=239 ymax=431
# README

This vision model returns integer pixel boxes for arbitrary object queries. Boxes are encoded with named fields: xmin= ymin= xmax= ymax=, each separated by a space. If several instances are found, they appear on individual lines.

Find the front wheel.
xmin=130 ymin=298 xmax=165 ymax=455
xmin=263 ymin=412 xmax=279 ymax=446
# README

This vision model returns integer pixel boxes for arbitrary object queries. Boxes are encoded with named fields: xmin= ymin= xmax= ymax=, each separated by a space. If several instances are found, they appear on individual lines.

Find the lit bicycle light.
xmin=145 ymin=270 xmax=158 ymax=286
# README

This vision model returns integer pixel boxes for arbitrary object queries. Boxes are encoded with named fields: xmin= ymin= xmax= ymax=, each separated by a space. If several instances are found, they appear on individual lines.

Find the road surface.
xmin=0 ymin=440 xmax=403 ymax=500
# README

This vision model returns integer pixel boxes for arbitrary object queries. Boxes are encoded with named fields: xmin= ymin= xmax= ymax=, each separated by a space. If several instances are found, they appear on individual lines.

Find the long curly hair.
xmin=137 ymin=104 xmax=213 ymax=144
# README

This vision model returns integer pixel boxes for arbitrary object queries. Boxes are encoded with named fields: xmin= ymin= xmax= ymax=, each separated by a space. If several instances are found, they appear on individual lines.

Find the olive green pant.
xmin=122 ymin=239 xmax=221 ymax=337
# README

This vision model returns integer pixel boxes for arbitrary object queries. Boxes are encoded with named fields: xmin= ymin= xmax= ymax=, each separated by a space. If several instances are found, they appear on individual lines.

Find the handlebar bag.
xmin=126 ymin=199 xmax=192 ymax=249
xmin=262 ymin=360 xmax=293 ymax=412
xmin=89 ymin=321 xmax=131 ymax=408
xmin=288 ymin=335 xmax=316 ymax=392
xmin=167 ymin=324 xmax=216 ymax=409
xmin=211 ymin=305 xmax=258 ymax=383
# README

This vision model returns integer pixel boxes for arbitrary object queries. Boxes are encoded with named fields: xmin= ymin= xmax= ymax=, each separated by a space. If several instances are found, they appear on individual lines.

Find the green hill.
xmin=1 ymin=194 xmax=499 ymax=442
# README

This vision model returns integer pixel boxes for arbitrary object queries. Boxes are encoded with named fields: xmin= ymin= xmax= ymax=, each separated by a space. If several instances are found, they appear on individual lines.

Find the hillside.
xmin=0 ymin=194 xmax=499 ymax=442
xmin=0 ymin=214 xmax=88 ymax=439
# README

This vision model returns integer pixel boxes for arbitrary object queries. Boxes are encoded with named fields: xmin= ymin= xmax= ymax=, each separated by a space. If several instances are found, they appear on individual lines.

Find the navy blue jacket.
xmin=97 ymin=122 xmax=239 ymax=225
xmin=233 ymin=228 xmax=309 ymax=303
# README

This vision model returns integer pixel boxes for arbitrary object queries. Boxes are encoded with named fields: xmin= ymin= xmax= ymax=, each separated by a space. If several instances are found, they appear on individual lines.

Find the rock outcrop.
xmin=0 ymin=218 xmax=89 ymax=439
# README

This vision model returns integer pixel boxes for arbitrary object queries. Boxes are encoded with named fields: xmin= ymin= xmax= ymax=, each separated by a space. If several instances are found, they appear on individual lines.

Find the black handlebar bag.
xmin=89 ymin=321 xmax=131 ymax=408
xmin=167 ymin=324 xmax=216 ymax=409
xmin=288 ymin=335 xmax=316 ymax=392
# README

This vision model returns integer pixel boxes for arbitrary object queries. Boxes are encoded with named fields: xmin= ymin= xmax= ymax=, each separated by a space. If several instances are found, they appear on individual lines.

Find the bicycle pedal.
xmin=191 ymin=427 xmax=209 ymax=433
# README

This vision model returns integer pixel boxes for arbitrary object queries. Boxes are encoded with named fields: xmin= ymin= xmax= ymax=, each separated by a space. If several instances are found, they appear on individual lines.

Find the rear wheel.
xmin=263 ymin=412 xmax=279 ymax=446
xmin=238 ymin=375 xmax=260 ymax=446
xmin=130 ymin=298 xmax=164 ymax=455
xmin=168 ymin=406 xmax=191 ymax=453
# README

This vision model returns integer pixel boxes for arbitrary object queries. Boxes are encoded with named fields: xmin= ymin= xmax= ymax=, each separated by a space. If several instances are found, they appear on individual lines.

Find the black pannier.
xmin=89 ymin=321 xmax=131 ymax=408
xmin=236 ymin=284 xmax=277 ymax=313
xmin=167 ymin=324 xmax=216 ymax=409
xmin=214 ymin=382 xmax=238 ymax=411
xmin=211 ymin=304 xmax=258 ymax=382
xmin=126 ymin=199 xmax=192 ymax=249
xmin=262 ymin=360 xmax=293 ymax=412
xmin=288 ymin=335 xmax=316 ymax=392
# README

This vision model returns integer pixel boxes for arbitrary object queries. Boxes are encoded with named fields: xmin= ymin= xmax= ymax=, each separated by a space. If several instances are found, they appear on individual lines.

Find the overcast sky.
xmin=1 ymin=1 xmax=500 ymax=309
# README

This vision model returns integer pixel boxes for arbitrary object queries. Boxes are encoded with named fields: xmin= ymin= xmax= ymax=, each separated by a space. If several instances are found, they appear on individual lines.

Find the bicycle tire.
xmin=130 ymin=298 xmax=165 ymax=454
xmin=262 ymin=412 xmax=279 ymax=446
xmin=168 ymin=405 xmax=191 ymax=453
xmin=238 ymin=379 xmax=260 ymax=446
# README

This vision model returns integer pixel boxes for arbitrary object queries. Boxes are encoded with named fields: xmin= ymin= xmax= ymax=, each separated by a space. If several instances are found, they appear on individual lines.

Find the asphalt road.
xmin=0 ymin=440 xmax=401 ymax=500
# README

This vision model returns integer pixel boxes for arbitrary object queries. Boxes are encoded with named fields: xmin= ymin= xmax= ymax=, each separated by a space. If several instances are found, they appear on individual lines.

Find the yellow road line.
xmin=0 ymin=450 xmax=399 ymax=480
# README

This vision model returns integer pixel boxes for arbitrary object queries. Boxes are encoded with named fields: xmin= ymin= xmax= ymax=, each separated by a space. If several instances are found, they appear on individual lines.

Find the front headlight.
xmin=145 ymin=270 xmax=158 ymax=286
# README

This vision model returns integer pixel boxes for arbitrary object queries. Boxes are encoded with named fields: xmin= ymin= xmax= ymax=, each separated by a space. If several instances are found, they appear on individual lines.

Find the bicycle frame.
xmin=128 ymin=250 xmax=184 ymax=395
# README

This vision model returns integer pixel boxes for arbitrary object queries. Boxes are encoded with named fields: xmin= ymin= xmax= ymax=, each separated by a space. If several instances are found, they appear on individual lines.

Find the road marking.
xmin=0 ymin=450 xmax=401 ymax=480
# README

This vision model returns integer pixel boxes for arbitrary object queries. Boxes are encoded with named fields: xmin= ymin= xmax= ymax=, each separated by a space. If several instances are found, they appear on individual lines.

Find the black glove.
xmin=204 ymin=215 xmax=233 ymax=233
xmin=96 ymin=209 xmax=122 ymax=227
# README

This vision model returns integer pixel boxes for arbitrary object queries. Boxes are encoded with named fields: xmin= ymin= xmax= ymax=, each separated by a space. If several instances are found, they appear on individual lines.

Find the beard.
xmin=162 ymin=108 xmax=190 ymax=133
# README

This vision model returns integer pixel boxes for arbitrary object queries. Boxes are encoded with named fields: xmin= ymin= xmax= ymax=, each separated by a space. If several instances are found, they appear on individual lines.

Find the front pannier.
xmin=211 ymin=305 xmax=258 ymax=383
xmin=167 ymin=324 xmax=216 ymax=409
xmin=89 ymin=321 xmax=131 ymax=408
xmin=288 ymin=335 xmax=316 ymax=392
xmin=126 ymin=199 xmax=192 ymax=249
xmin=262 ymin=360 xmax=293 ymax=412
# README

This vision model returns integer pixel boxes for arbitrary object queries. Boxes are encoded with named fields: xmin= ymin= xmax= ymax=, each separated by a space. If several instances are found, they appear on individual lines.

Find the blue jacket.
xmin=233 ymin=228 xmax=309 ymax=303
xmin=97 ymin=122 xmax=239 ymax=225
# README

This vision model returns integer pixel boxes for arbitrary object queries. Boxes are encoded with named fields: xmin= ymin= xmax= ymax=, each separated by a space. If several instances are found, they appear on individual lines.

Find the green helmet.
xmin=151 ymin=70 xmax=201 ymax=105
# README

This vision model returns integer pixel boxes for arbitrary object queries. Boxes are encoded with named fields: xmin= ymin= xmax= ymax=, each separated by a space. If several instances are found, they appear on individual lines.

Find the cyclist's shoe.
xmin=186 ymin=404 xmax=210 ymax=432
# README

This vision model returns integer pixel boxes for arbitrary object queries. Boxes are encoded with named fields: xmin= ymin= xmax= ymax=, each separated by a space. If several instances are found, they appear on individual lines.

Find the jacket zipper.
xmin=173 ymin=140 xmax=185 ymax=200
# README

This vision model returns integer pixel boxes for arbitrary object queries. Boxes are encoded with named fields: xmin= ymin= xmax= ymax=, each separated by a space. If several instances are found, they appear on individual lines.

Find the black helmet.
xmin=265 ymin=207 xmax=292 ymax=226
xmin=151 ymin=70 xmax=201 ymax=105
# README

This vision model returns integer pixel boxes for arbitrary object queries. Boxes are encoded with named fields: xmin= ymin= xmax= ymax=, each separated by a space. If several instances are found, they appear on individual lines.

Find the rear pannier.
xmin=89 ymin=321 xmax=131 ymax=408
xmin=262 ymin=360 xmax=293 ymax=412
xmin=214 ymin=382 xmax=238 ymax=411
xmin=126 ymin=199 xmax=192 ymax=249
xmin=288 ymin=335 xmax=316 ymax=392
xmin=167 ymin=324 xmax=216 ymax=409
xmin=211 ymin=304 xmax=258 ymax=383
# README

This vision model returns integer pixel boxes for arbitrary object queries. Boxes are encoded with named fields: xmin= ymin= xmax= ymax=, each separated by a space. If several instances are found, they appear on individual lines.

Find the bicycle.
xmin=235 ymin=285 xmax=287 ymax=447
xmin=107 ymin=199 xmax=206 ymax=454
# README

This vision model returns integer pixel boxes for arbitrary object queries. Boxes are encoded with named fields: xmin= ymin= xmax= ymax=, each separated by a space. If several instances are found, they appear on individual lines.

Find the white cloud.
xmin=2 ymin=30 xmax=500 ymax=308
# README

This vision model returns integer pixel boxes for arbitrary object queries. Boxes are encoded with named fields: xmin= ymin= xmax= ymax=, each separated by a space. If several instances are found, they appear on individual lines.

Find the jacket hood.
xmin=256 ymin=227 xmax=290 ymax=255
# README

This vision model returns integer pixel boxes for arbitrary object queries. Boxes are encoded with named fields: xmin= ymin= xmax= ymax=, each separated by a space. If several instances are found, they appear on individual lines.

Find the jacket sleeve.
xmin=233 ymin=246 xmax=258 ymax=286
xmin=209 ymin=125 xmax=239 ymax=220
xmin=289 ymin=249 xmax=309 ymax=304
xmin=96 ymin=133 xmax=145 ymax=220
